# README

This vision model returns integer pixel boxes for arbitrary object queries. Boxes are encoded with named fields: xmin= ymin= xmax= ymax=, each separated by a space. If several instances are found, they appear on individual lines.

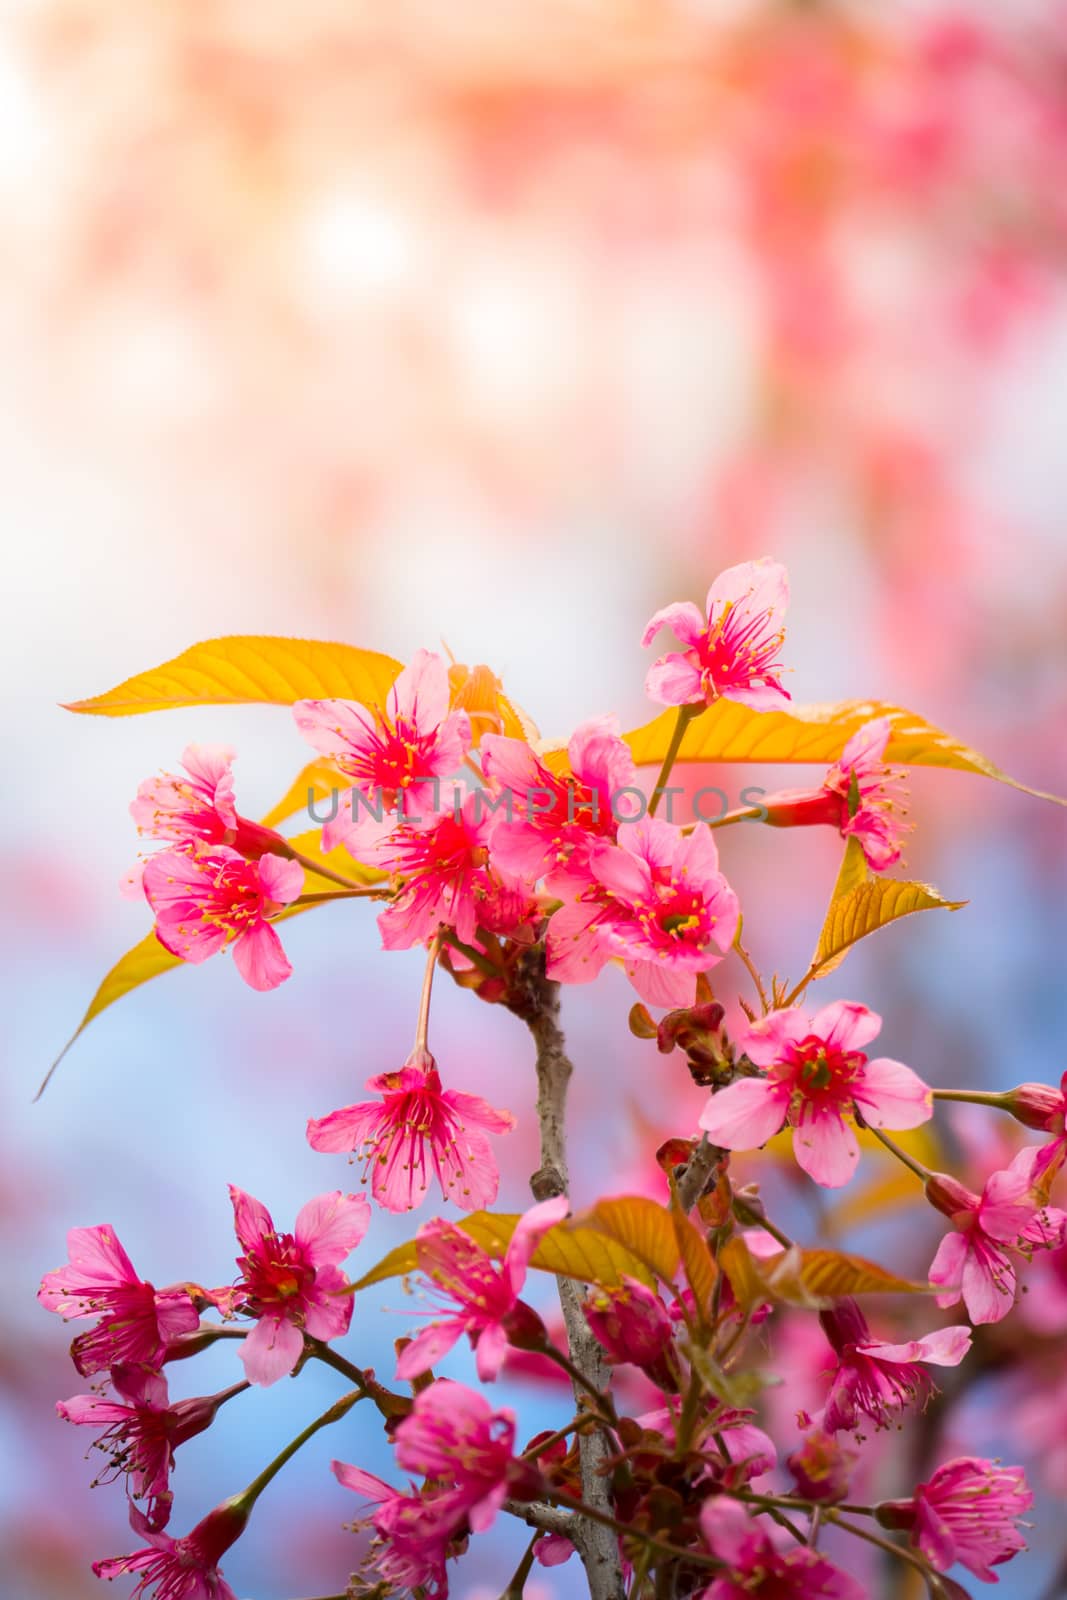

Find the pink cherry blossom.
xmin=642 ymin=558 xmax=791 ymax=711
xmin=584 ymin=1276 xmax=675 ymax=1372
xmin=787 ymin=1429 xmax=857 ymax=1504
xmin=92 ymin=1498 xmax=246 ymax=1599
xmin=698 ymin=1498 xmax=865 ymax=1599
xmin=701 ymin=1001 xmax=932 ymax=1188
xmin=293 ymin=649 xmax=472 ymax=847
xmin=39 ymin=1226 xmax=198 ymax=1377
xmin=306 ymin=1049 xmax=515 ymax=1213
xmin=141 ymin=847 xmax=303 ymax=991
xmin=330 ymin=1461 xmax=452 ymax=1597
xmin=927 ymin=1145 xmax=1066 ymax=1324
xmin=815 ymin=1299 xmax=971 ymax=1435
xmin=130 ymin=745 xmax=238 ymax=849
xmin=395 ymin=1197 xmax=568 ymax=1382
xmin=760 ymin=717 xmax=910 ymax=870
xmin=57 ymin=1365 xmax=240 ymax=1530
xmin=123 ymin=746 xmax=291 ymax=897
xmin=546 ymin=817 xmax=740 ymax=1008
xmin=227 ymin=1186 xmax=370 ymax=1385
xmin=480 ymin=715 xmax=639 ymax=880
xmin=367 ymin=793 xmax=539 ymax=952
xmin=877 ymin=1457 xmax=1033 ymax=1582
xmin=393 ymin=1379 xmax=525 ymax=1535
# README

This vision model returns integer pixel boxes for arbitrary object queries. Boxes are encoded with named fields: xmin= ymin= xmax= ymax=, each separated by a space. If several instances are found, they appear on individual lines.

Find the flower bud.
xmin=925 ymin=1170 xmax=978 ymax=1220
xmin=584 ymin=1277 xmax=674 ymax=1370
xmin=1004 ymin=1082 xmax=1064 ymax=1133
xmin=788 ymin=1429 xmax=856 ymax=1503
xmin=501 ymin=1300 xmax=550 ymax=1353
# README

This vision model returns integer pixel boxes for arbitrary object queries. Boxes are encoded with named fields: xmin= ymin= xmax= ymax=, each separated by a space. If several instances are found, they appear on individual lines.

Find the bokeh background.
xmin=4 ymin=1 xmax=1067 ymax=1596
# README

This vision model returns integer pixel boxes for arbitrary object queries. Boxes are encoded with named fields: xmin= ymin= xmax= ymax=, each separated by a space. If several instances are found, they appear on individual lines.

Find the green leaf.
xmin=63 ymin=636 xmax=401 ymax=717
xmin=624 ymin=699 xmax=1065 ymax=804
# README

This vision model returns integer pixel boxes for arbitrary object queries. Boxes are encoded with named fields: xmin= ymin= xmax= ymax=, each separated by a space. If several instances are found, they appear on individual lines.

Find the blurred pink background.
xmin=4 ymin=2 xmax=1067 ymax=1596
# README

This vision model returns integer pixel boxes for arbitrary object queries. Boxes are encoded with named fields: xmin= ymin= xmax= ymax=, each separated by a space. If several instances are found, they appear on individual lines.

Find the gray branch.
xmin=509 ymin=953 xmax=626 ymax=1600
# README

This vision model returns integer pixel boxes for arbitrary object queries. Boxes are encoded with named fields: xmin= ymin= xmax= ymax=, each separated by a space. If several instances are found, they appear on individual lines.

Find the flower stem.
xmin=733 ymin=929 xmax=770 ymax=1014
xmin=415 ymin=931 xmax=445 ymax=1053
xmin=234 ymin=1390 xmax=364 ymax=1512
xmin=860 ymin=1122 xmax=932 ymax=1183
xmin=827 ymin=1511 xmax=933 ymax=1579
xmin=286 ymin=846 xmax=383 ymax=892
xmin=932 ymin=1088 xmax=1010 ymax=1108
xmin=648 ymin=705 xmax=700 ymax=817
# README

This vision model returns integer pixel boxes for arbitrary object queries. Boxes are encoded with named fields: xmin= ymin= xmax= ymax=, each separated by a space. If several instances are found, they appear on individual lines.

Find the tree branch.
xmin=509 ymin=951 xmax=625 ymax=1600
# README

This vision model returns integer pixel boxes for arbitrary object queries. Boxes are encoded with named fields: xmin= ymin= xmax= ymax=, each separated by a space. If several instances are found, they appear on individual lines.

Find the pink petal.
xmin=792 ymin=1111 xmax=861 ymax=1188
xmin=389 ymin=649 xmax=450 ymax=730
xmin=331 ymin=1461 xmax=397 ymax=1501
xmin=852 ymin=1058 xmax=932 ymax=1129
xmin=503 ymin=1195 xmax=570 ymax=1296
xmin=474 ymin=1320 xmax=510 ymax=1381
xmin=864 ymin=1325 xmax=972 ymax=1367
xmin=395 ymin=1319 xmax=464 ymax=1380
xmin=229 ymin=1186 xmax=274 ymax=1253
xmin=705 ymin=558 xmax=789 ymax=625
xmin=256 ymin=853 xmax=304 ymax=905
xmin=232 ymin=920 xmax=292 ymax=991
xmin=810 ymin=1000 xmax=882 ymax=1053
xmin=699 ymin=1078 xmax=787 ymax=1150
xmin=294 ymin=1192 xmax=371 ymax=1266
xmin=444 ymin=1090 xmax=517 ymax=1139
xmin=303 ymin=1265 xmax=353 ymax=1342
xmin=626 ymin=958 xmax=698 ymax=1008
xmin=239 ymin=1313 xmax=304 ymax=1386
xmin=479 ymin=734 xmax=544 ymax=795
xmin=57 ymin=1394 xmax=133 ymax=1426
xmin=306 ymin=1101 xmax=384 ymax=1153
xmin=719 ymin=680 xmax=792 ymax=710
xmin=837 ymin=718 xmax=892 ymax=775
xmin=292 ymin=697 xmax=378 ymax=761
xmin=739 ymin=1008 xmax=810 ymax=1067
xmin=644 ymin=655 xmax=705 ymax=707
xmin=640 ymin=600 xmax=706 ymax=651
xmin=928 ymin=1231 xmax=967 ymax=1305
xmin=962 ymin=1244 xmax=1015 ymax=1325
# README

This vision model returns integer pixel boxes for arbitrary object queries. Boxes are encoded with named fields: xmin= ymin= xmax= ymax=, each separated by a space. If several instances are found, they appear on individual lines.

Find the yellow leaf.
xmin=624 ymin=699 xmax=1066 ymax=804
xmin=261 ymin=761 xmax=347 ymax=830
xmin=810 ymin=876 xmax=966 ymax=981
xmin=830 ymin=836 xmax=869 ymax=902
xmin=581 ymin=1196 xmax=682 ymax=1285
xmin=670 ymin=1204 xmax=718 ymax=1318
xmin=63 ymin=636 xmax=401 ymax=717
xmin=773 ymin=1248 xmax=927 ymax=1299
xmin=721 ymin=1237 xmax=924 ymax=1307
xmin=351 ymin=1209 xmax=657 ymax=1293
xmin=719 ymin=1236 xmax=768 ymax=1311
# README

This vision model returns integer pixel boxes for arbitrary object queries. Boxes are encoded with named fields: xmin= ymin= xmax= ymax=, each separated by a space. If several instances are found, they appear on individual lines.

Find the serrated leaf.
xmin=623 ymin=699 xmax=1065 ymax=804
xmin=811 ymin=875 xmax=966 ymax=981
xmin=351 ymin=1209 xmax=657 ymax=1294
xmin=63 ymin=636 xmax=401 ymax=717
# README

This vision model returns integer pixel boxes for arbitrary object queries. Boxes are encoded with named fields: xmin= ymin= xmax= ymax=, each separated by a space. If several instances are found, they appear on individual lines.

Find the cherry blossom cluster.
xmin=41 ymin=557 xmax=1065 ymax=1599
